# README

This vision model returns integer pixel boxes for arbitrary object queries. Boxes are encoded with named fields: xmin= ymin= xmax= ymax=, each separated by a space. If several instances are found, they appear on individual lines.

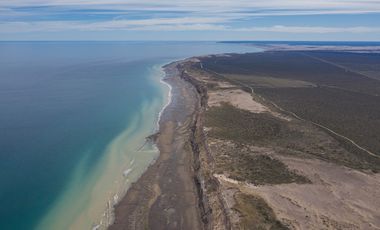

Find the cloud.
xmin=0 ymin=17 xmax=228 ymax=32
xmin=1 ymin=19 xmax=379 ymax=34
xmin=1 ymin=0 xmax=380 ymax=36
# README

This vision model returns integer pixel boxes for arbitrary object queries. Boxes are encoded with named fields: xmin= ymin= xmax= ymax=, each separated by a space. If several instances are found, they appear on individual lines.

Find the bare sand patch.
xmin=208 ymin=88 xmax=269 ymax=113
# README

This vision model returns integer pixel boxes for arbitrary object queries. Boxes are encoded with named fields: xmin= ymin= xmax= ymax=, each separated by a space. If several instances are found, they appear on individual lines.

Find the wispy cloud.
xmin=1 ymin=19 xmax=379 ymax=34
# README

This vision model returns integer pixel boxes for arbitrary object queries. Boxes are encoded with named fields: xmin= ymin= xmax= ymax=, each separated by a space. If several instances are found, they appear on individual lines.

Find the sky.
xmin=1 ymin=0 xmax=380 ymax=41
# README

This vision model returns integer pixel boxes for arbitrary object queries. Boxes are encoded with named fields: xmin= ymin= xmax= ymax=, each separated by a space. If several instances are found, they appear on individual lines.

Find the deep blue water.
xmin=0 ymin=41 xmax=257 ymax=229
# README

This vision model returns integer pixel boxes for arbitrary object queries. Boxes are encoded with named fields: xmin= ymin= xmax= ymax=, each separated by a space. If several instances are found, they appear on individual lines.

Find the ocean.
xmin=0 ymin=41 xmax=258 ymax=230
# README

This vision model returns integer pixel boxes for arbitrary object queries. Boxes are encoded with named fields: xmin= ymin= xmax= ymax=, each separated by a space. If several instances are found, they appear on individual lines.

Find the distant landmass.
xmin=221 ymin=41 xmax=380 ymax=53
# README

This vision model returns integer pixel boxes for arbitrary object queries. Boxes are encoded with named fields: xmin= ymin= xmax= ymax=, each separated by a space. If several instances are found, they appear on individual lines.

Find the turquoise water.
xmin=0 ymin=41 xmax=257 ymax=229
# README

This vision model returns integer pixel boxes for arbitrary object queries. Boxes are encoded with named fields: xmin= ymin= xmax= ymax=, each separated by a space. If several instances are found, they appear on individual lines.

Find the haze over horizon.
xmin=1 ymin=0 xmax=380 ymax=41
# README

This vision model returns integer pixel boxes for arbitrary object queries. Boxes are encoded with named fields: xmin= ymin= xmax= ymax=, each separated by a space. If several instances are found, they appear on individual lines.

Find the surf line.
xmin=136 ymin=64 xmax=173 ymax=152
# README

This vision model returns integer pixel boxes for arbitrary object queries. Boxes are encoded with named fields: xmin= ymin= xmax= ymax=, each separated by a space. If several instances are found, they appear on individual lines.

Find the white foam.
xmin=123 ymin=168 xmax=133 ymax=177
xmin=157 ymin=66 xmax=173 ymax=131
xmin=92 ymin=224 xmax=101 ymax=230
xmin=113 ymin=194 xmax=119 ymax=205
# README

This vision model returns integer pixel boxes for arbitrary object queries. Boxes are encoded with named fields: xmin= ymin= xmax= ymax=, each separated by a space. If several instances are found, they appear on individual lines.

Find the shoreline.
xmin=96 ymin=63 xmax=173 ymax=229
xmin=95 ymin=64 xmax=174 ymax=230
xmin=109 ymin=59 xmax=204 ymax=229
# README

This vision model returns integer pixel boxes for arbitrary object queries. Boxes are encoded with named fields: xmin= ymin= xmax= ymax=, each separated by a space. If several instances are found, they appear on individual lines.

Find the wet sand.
xmin=109 ymin=61 xmax=203 ymax=230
